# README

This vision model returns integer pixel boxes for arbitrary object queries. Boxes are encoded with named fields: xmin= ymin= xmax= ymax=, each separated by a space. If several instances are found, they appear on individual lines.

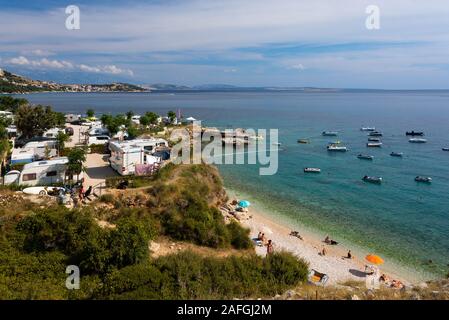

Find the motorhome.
xmin=11 ymin=147 xmax=35 ymax=164
xmin=42 ymin=128 xmax=65 ymax=138
xmin=23 ymin=140 xmax=58 ymax=160
xmin=0 ymin=110 xmax=14 ymax=120
xmin=65 ymin=114 xmax=81 ymax=123
xmin=87 ymin=135 xmax=110 ymax=145
xmin=109 ymin=138 xmax=168 ymax=175
xmin=88 ymin=127 xmax=110 ymax=136
xmin=4 ymin=157 xmax=73 ymax=186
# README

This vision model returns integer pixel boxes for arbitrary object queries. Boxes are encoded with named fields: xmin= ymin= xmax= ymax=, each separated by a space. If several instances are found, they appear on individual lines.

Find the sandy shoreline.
xmin=225 ymin=189 xmax=416 ymax=286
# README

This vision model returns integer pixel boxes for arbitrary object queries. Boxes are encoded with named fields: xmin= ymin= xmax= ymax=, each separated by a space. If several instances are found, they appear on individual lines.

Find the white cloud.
xmin=8 ymin=56 xmax=30 ymax=65
xmin=290 ymin=64 xmax=305 ymax=71
xmin=7 ymin=56 xmax=133 ymax=76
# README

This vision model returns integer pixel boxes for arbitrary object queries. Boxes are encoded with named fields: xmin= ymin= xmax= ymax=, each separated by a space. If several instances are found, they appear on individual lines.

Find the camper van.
xmin=109 ymin=139 xmax=167 ymax=175
xmin=4 ymin=157 xmax=73 ymax=186
xmin=0 ymin=110 xmax=14 ymax=120
xmin=88 ymin=127 xmax=110 ymax=136
xmin=23 ymin=140 xmax=58 ymax=160
xmin=42 ymin=128 xmax=65 ymax=139
xmin=11 ymin=147 xmax=35 ymax=164
xmin=87 ymin=135 xmax=110 ymax=145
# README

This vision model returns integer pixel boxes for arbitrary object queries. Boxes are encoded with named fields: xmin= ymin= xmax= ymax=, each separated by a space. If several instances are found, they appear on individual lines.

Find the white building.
xmin=109 ymin=138 xmax=168 ymax=176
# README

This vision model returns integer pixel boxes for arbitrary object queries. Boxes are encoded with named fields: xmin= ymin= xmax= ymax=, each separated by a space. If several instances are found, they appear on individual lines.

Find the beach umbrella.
xmin=365 ymin=254 xmax=384 ymax=265
xmin=238 ymin=200 xmax=251 ymax=208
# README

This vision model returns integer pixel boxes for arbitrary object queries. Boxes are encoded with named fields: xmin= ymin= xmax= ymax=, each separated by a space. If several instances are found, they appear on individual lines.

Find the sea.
xmin=15 ymin=90 xmax=449 ymax=280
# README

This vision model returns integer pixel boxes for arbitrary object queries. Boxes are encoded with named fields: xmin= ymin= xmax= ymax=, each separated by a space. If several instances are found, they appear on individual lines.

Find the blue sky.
xmin=1 ymin=0 xmax=449 ymax=89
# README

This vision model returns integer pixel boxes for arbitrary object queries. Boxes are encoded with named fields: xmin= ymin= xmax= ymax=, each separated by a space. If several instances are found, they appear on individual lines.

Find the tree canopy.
xmin=15 ymin=104 xmax=65 ymax=138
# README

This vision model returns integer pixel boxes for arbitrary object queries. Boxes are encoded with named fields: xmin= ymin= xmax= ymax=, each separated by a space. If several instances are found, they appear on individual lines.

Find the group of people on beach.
xmin=257 ymin=232 xmax=274 ymax=256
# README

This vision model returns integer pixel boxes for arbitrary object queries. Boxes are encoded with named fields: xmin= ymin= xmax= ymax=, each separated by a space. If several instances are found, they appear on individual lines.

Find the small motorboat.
xmin=327 ymin=144 xmax=347 ymax=152
xmin=442 ymin=147 xmax=449 ymax=151
xmin=406 ymin=131 xmax=424 ymax=136
xmin=304 ymin=167 xmax=321 ymax=173
xmin=357 ymin=154 xmax=374 ymax=160
xmin=415 ymin=176 xmax=432 ymax=183
xmin=409 ymin=138 xmax=427 ymax=143
xmin=362 ymin=176 xmax=383 ymax=184
xmin=390 ymin=152 xmax=403 ymax=157
xmin=272 ymin=142 xmax=282 ymax=146
xmin=297 ymin=139 xmax=310 ymax=144
xmin=368 ymin=137 xmax=381 ymax=142
xmin=322 ymin=131 xmax=338 ymax=136
xmin=368 ymin=131 xmax=383 ymax=137
xmin=361 ymin=126 xmax=376 ymax=131
xmin=367 ymin=142 xmax=382 ymax=147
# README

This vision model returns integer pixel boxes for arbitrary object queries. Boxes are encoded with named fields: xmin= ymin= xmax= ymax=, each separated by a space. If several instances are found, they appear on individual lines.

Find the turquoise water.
xmin=18 ymin=91 xmax=449 ymax=278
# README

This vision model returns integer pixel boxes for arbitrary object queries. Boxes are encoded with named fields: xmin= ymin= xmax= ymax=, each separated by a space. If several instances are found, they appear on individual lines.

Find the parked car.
xmin=65 ymin=127 xmax=74 ymax=136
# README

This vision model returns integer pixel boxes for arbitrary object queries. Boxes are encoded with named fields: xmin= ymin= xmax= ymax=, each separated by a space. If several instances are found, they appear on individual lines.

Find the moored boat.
xmin=415 ymin=176 xmax=432 ymax=183
xmin=322 ymin=131 xmax=338 ymax=136
xmin=409 ymin=138 xmax=427 ymax=143
xmin=362 ymin=176 xmax=382 ymax=184
xmin=304 ymin=167 xmax=321 ymax=173
xmin=442 ymin=147 xmax=449 ymax=151
xmin=367 ymin=142 xmax=382 ymax=147
xmin=357 ymin=154 xmax=374 ymax=160
xmin=360 ymin=126 xmax=376 ymax=131
xmin=368 ymin=137 xmax=381 ymax=142
xmin=297 ymin=139 xmax=310 ymax=144
xmin=406 ymin=131 xmax=424 ymax=136
xmin=327 ymin=144 xmax=347 ymax=152
xmin=368 ymin=131 xmax=383 ymax=137
xmin=390 ymin=152 xmax=403 ymax=157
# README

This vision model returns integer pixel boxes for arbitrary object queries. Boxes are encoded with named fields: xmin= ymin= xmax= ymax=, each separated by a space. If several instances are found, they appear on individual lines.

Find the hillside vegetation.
xmin=0 ymin=164 xmax=309 ymax=299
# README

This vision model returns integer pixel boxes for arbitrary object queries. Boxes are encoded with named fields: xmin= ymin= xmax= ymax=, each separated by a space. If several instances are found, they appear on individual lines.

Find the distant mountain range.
xmin=142 ymin=83 xmax=342 ymax=92
xmin=0 ymin=68 xmax=147 ymax=93
xmin=2 ymin=68 xmax=448 ymax=94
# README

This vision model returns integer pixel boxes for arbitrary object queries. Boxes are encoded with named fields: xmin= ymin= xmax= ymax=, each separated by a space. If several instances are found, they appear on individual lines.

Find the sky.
xmin=1 ymin=0 xmax=449 ymax=89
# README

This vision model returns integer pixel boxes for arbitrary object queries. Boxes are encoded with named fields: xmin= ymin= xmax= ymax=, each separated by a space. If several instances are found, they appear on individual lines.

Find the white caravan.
xmin=4 ymin=157 xmax=74 ymax=186
xmin=11 ymin=147 xmax=35 ymax=164
xmin=109 ymin=138 xmax=167 ymax=175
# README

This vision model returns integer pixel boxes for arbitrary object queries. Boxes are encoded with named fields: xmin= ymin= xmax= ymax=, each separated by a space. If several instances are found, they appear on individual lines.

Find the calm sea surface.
xmin=17 ymin=91 xmax=449 ymax=278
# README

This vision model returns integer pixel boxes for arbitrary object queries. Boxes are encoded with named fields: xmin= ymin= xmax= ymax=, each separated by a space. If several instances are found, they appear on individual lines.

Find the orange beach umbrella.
xmin=365 ymin=254 xmax=384 ymax=265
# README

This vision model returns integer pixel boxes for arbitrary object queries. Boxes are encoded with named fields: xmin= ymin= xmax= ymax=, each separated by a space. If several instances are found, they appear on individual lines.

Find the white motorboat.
xmin=390 ymin=152 xmax=403 ymax=157
xmin=327 ymin=144 xmax=347 ymax=152
xmin=362 ymin=176 xmax=382 ymax=184
xmin=357 ymin=154 xmax=374 ymax=160
xmin=361 ymin=127 xmax=376 ymax=131
xmin=367 ymin=142 xmax=382 ymax=147
xmin=415 ymin=176 xmax=432 ymax=183
xmin=304 ymin=167 xmax=321 ymax=173
xmin=322 ymin=131 xmax=338 ymax=136
xmin=409 ymin=138 xmax=427 ymax=143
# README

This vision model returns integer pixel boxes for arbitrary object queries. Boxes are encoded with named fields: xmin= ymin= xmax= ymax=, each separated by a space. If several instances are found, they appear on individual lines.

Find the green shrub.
xmin=226 ymin=221 xmax=253 ymax=249
xmin=95 ymin=251 xmax=309 ymax=299
xmin=99 ymin=193 xmax=115 ymax=204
